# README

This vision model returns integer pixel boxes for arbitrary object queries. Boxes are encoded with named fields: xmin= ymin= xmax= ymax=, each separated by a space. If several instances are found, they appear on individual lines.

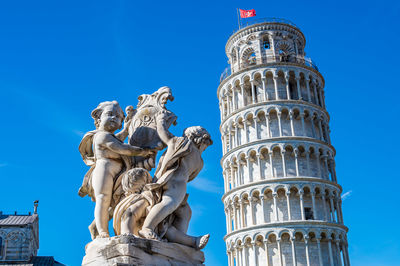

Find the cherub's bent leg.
xmin=92 ymin=169 xmax=114 ymax=237
xmin=173 ymin=202 xmax=192 ymax=234
xmin=165 ymin=226 xmax=210 ymax=249
xmin=142 ymin=183 xmax=187 ymax=231
xmin=165 ymin=225 xmax=196 ymax=247
xmin=120 ymin=199 xmax=148 ymax=236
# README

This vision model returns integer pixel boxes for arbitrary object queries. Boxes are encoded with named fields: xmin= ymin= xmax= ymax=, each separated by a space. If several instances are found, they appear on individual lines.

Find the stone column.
xmin=273 ymin=75 xmax=279 ymax=100
xmin=337 ymin=199 xmax=344 ymax=224
xmin=260 ymin=195 xmax=266 ymax=223
xmin=269 ymin=151 xmax=274 ymax=177
xmin=244 ymin=120 xmax=249 ymax=143
xmin=250 ymin=80 xmax=256 ymax=104
xmin=299 ymin=191 xmax=305 ymax=220
xmin=277 ymin=111 xmax=283 ymax=137
xmin=273 ymin=193 xmax=278 ymax=221
xmin=316 ymin=238 xmax=323 ymax=266
xmin=289 ymin=111 xmax=295 ymax=136
xmin=331 ymin=159 xmax=338 ymax=183
xmin=285 ymin=72 xmax=291 ymax=100
xmin=312 ymin=81 xmax=319 ymax=106
xmin=310 ymin=115 xmax=316 ymax=138
xmin=316 ymin=152 xmax=322 ymax=178
xmin=343 ymin=242 xmax=351 ymax=266
xmin=232 ymin=88 xmax=237 ymax=111
xmin=335 ymin=240 xmax=342 ymax=266
xmin=252 ymin=241 xmax=258 ymax=266
xmin=239 ymin=200 xmax=245 ymax=228
xmin=286 ymin=191 xmax=292 ymax=220
xmin=264 ymin=240 xmax=270 ymax=266
xmin=300 ymin=113 xmax=306 ymax=136
xmin=223 ymin=133 xmax=227 ymax=153
xmin=296 ymin=76 xmax=302 ymax=100
xmin=240 ymin=245 xmax=245 ymax=266
xmin=329 ymin=196 xmax=336 ymax=222
xmin=311 ymin=192 xmax=317 ymax=220
xmin=291 ymin=237 xmax=297 ymax=266
xmin=224 ymin=207 xmax=229 ymax=233
xmin=236 ymin=246 xmax=242 ymax=266
xmin=235 ymin=123 xmax=239 ymax=147
xmin=305 ymin=151 xmax=311 ymax=176
xmin=228 ymin=130 xmax=232 ymax=152
xmin=250 ymin=198 xmax=256 ymax=226
xmin=240 ymin=82 xmax=245 ymax=107
xmin=328 ymin=238 xmax=334 ymax=266
xmin=322 ymin=194 xmax=328 ymax=221
xmin=247 ymin=156 xmax=253 ymax=182
xmin=255 ymin=117 xmax=260 ymax=140
xmin=305 ymin=77 xmax=311 ymax=102
xmin=281 ymin=149 xmax=287 ymax=177
xmin=266 ymin=114 xmax=271 ymax=138
xmin=227 ymin=207 xmax=232 ymax=232
xmin=323 ymin=156 xmax=329 ymax=180
xmin=262 ymin=77 xmax=268 ymax=101
xmin=230 ymin=166 xmax=236 ymax=188
xmin=258 ymin=154 xmax=264 ymax=180
xmin=294 ymin=148 xmax=300 ymax=176
xmin=277 ymin=238 xmax=283 ymax=266
xmin=233 ymin=204 xmax=237 ymax=230
xmin=317 ymin=118 xmax=324 ymax=141
xmin=304 ymin=236 xmax=311 ymax=266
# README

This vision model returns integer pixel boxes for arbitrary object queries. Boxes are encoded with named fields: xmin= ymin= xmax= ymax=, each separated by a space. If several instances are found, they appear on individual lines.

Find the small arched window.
xmin=249 ymin=52 xmax=256 ymax=64
xmin=263 ymin=40 xmax=270 ymax=49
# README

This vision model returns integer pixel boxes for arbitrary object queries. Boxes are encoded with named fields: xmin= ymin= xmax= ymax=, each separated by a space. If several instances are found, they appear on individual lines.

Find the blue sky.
xmin=0 ymin=0 xmax=399 ymax=265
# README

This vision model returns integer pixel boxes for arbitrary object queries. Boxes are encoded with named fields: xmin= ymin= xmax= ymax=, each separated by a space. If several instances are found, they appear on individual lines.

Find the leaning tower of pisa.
xmin=218 ymin=18 xmax=350 ymax=266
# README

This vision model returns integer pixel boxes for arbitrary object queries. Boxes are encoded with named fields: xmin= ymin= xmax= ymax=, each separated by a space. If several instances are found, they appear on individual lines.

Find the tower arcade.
xmin=217 ymin=18 xmax=350 ymax=266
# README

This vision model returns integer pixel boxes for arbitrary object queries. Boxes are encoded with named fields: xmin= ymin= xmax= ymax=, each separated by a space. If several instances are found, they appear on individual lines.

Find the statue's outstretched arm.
xmin=103 ymin=135 xmax=153 ymax=157
xmin=156 ymin=111 xmax=175 ymax=145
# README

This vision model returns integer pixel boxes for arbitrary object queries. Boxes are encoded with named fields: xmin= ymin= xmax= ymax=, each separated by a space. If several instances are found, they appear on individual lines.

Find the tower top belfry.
xmin=218 ymin=18 xmax=350 ymax=266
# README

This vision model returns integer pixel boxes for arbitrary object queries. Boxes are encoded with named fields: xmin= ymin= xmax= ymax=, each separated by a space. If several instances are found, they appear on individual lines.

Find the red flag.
xmin=239 ymin=9 xmax=256 ymax=18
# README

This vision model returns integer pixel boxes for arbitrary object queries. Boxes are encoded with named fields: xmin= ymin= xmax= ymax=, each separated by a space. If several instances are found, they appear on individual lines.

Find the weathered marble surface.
xmin=82 ymin=235 xmax=205 ymax=266
xmin=78 ymin=87 xmax=212 ymax=265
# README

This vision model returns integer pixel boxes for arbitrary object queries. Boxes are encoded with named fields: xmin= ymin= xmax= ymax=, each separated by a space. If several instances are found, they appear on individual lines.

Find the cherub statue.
xmin=113 ymin=168 xmax=154 ymax=236
xmin=114 ymin=168 xmax=209 ymax=249
xmin=138 ymin=110 xmax=212 ymax=249
xmin=78 ymin=101 xmax=154 ymax=238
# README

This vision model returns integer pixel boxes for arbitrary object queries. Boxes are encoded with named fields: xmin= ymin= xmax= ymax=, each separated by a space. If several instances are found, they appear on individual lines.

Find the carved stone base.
xmin=82 ymin=235 xmax=205 ymax=266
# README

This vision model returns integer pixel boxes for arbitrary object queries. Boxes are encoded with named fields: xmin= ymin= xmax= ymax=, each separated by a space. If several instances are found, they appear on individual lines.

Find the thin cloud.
xmin=0 ymin=163 xmax=8 ymax=168
xmin=341 ymin=190 xmax=352 ymax=201
xmin=189 ymin=177 xmax=223 ymax=194
xmin=73 ymin=130 xmax=86 ymax=137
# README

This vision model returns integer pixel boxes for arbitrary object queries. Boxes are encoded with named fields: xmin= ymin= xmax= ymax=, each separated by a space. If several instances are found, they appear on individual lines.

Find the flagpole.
xmin=236 ymin=8 xmax=241 ymax=29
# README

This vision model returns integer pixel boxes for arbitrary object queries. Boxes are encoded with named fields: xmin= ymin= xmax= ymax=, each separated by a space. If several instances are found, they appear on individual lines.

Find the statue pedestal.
xmin=82 ymin=235 xmax=205 ymax=266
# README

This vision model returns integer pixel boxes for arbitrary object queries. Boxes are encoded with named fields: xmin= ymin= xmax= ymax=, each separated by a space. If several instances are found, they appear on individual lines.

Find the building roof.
xmin=0 ymin=256 xmax=64 ymax=266
xmin=0 ymin=213 xmax=38 ymax=226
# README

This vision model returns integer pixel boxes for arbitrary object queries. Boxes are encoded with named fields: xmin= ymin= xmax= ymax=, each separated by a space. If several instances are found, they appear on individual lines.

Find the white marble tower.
xmin=218 ymin=18 xmax=350 ymax=266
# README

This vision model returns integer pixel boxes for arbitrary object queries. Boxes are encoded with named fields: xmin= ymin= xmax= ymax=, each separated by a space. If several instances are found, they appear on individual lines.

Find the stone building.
xmin=218 ymin=18 xmax=350 ymax=265
xmin=0 ymin=202 xmax=63 ymax=265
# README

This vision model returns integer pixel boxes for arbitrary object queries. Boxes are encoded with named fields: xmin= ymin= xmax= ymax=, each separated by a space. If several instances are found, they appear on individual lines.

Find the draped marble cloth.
xmin=112 ymin=190 xmax=156 ymax=236
xmin=77 ymin=130 xmax=131 ymax=208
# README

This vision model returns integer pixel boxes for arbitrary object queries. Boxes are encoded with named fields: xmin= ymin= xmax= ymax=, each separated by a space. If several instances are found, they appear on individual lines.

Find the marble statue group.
xmin=78 ymin=87 xmax=211 ymax=251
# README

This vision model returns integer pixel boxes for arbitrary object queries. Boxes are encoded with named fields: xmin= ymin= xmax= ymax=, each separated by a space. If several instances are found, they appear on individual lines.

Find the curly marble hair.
xmin=91 ymin=100 xmax=125 ymax=129
xmin=122 ymin=168 xmax=152 ymax=195
xmin=183 ymin=126 xmax=213 ymax=146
